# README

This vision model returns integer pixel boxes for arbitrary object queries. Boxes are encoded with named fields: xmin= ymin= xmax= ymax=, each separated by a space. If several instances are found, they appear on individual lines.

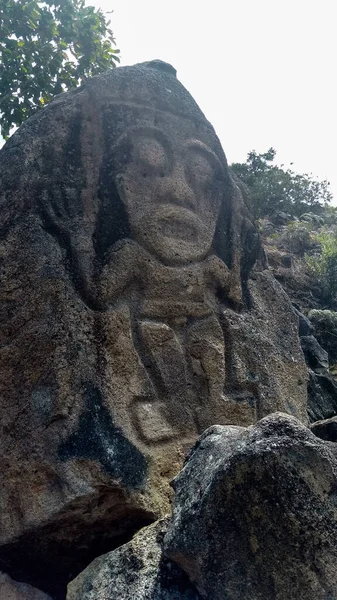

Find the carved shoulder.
xmin=204 ymin=254 xmax=231 ymax=291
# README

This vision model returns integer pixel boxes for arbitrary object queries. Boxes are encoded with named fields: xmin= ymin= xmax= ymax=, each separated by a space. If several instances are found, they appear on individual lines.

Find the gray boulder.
xmin=309 ymin=310 xmax=337 ymax=364
xmin=307 ymin=369 xmax=337 ymax=422
xmin=311 ymin=416 xmax=337 ymax=442
xmin=292 ymin=306 xmax=313 ymax=337
xmin=300 ymin=335 xmax=329 ymax=371
xmin=67 ymin=519 xmax=200 ymax=600
xmin=300 ymin=213 xmax=324 ymax=227
xmin=164 ymin=413 xmax=337 ymax=600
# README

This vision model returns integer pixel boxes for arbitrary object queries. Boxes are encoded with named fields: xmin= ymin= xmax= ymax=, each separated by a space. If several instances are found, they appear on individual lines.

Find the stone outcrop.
xmin=300 ymin=335 xmax=329 ymax=371
xmin=311 ymin=415 xmax=337 ymax=442
xmin=307 ymin=369 xmax=337 ymax=423
xmin=0 ymin=60 xmax=307 ymax=595
xmin=164 ymin=413 xmax=337 ymax=600
xmin=309 ymin=309 xmax=337 ymax=365
xmin=67 ymin=520 xmax=200 ymax=600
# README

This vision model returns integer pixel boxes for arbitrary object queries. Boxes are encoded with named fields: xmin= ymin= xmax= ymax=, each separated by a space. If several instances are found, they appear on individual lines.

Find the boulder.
xmin=300 ymin=335 xmax=329 ymax=371
xmin=278 ymin=224 xmax=314 ymax=256
xmin=311 ymin=416 xmax=337 ymax=442
xmin=0 ymin=59 xmax=307 ymax=593
xmin=0 ymin=572 xmax=51 ymax=600
xmin=270 ymin=211 xmax=293 ymax=226
xmin=66 ymin=520 xmax=200 ymax=600
xmin=299 ymin=212 xmax=324 ymax=227
xmin=309 ymin=309 xmax=337 ymax=364
xmin=164 ymin=413 xmax=337 ymax=600
xmin=293 ymin=307 xmax=313 ymax=337
xmin=307 ymin=370 xmax=337 ymax=422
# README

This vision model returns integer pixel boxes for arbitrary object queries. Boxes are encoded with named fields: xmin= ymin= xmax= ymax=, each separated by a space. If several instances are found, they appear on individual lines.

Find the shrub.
xmin=306 ymin=229 xmax=337 ymax=304
xmin=279 ymin=221 xmax=315 ymax=256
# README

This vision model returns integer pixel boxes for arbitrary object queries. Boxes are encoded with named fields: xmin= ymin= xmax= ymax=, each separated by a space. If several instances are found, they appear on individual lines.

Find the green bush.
xmin=306 ymin=229 xmax=337 ymax=303
xmin=230 ymin=149 xmax=333 ymax=219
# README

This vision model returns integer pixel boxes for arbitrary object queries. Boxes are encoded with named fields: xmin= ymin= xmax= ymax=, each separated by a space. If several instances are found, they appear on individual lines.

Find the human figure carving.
xmin=39 ymin=60 xmax=255 ymax=443
xmin=98 ymin=126 xmax=235 ymax=440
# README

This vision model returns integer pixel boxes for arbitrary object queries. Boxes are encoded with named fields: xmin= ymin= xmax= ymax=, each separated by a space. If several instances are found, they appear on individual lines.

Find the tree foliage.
xmin=231 ymin=148 xmax=333 ymax=219
xmin=0 ymin=0 xmax=119 ymax=138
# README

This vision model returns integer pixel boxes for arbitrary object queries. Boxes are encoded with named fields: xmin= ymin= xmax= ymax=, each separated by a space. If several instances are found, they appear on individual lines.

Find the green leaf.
xmin=0 ymin=0 xmax=120 ymax=136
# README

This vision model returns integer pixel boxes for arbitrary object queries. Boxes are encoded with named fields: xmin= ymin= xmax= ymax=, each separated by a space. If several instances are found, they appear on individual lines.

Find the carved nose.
xmin=162 ymin=167 xmax=197 ymax=211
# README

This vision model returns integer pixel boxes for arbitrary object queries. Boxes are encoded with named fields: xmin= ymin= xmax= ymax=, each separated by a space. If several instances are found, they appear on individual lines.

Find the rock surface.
xmin=300 ymin=335 xmax=329 ymax=371
xmin=67 ymin=520 xmax=200 ymax=600
xmin=0 ymin=572 xmax=51 ymax=600
xmin=0 ymin=59 xmax=307 ymax=594
xmin=164 ymin=413 xmax=337 ymax=600
xmin=293 ymin=306 xmax=313 ymax=337
xmin=311 ymin=416 xmax=337 ymax=442
xmin=307 ymin=369 xmax=337 ymax=422
xmin=309 ymin=309 xmax=337 ymax=365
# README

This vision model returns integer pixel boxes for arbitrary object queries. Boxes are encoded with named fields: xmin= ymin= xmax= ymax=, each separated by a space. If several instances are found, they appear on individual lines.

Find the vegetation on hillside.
xmin=0 ymin=0 xmax=119 ymax=138
xmin=231 ymin=148 xmax=332 ymax=219
xmin=305 ymin=228 xmax=337 ymax=305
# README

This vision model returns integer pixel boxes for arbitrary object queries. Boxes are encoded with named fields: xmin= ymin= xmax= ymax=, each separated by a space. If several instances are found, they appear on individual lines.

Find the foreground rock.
xmin=164 ymin=413 xmax=337 ymax=600
xmin=0 ymin=572 xmax=51 ymax=599
xmin=67 ymin=520 xmax=200 ymax=600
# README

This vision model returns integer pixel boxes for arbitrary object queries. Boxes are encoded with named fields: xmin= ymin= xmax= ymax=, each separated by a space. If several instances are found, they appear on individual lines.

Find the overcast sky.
xmin=95 ymin=0 xmax=337 ymax=202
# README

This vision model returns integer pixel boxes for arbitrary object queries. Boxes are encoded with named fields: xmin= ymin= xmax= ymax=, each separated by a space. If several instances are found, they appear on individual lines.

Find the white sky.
xmin=95 ymin=0 xmax=337 ymax=202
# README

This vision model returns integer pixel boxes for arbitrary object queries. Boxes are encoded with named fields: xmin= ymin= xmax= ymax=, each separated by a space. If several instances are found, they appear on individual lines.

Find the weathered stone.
xmin=0 ymin=59 xmax=307 ymax=593
xmin=300 ymin=213 xmax=324 ymax=226
xmin=309 ymin=309 xmax=337 ymax=364
xmin=0 ymin=572 xmax=51 ymax=600
xmin=66 ymin=519 xmax=200 ymax=600
xmin=308 ymin=369 xmax=337 ymax=422
xmin=311 ymin=416 xmax=337 ymax=442
xmin=293 ymin=307 xmax=313 ymax=337
xmin=300 ymin=335 xmax=329 ymax=371
xmin=278 ymin=224 xmax=315 ymax=256
xmin=270 ymin=211 xmax=293 ymax=226
xmin=164 ymin=413 xmax=337 ymax=600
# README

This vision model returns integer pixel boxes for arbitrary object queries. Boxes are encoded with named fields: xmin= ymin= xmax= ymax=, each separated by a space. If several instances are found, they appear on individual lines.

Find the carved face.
xmin=116 ymin=122 xmax=225 ymax=264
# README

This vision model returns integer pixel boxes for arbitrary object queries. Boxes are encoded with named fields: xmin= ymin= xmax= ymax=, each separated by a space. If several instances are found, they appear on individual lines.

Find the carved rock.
xmin=164 ymin=413 xmax=337 ymax=600
xmin=66 ymin=519 xmax=200 ymax=600
xmin=0 ymin=60 xmax=307 ymax=594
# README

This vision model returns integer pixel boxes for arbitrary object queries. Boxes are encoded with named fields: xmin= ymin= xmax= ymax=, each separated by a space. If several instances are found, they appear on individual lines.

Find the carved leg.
xmin=133 ymin=320 xmax=196 ymax=443
xmin=187 ymin=314 xmax=226 ymax=431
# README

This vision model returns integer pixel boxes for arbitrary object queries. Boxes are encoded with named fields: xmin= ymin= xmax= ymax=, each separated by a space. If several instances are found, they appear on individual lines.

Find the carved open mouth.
xmin=158 ymin=207 xmax=200 ymax=241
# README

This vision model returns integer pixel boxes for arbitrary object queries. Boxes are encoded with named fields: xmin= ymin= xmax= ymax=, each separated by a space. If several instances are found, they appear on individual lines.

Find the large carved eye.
xmin=185 ymin=145 xmax=223 ymax=191
xmin=131 ymin=132 xmax=171 ymax=176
